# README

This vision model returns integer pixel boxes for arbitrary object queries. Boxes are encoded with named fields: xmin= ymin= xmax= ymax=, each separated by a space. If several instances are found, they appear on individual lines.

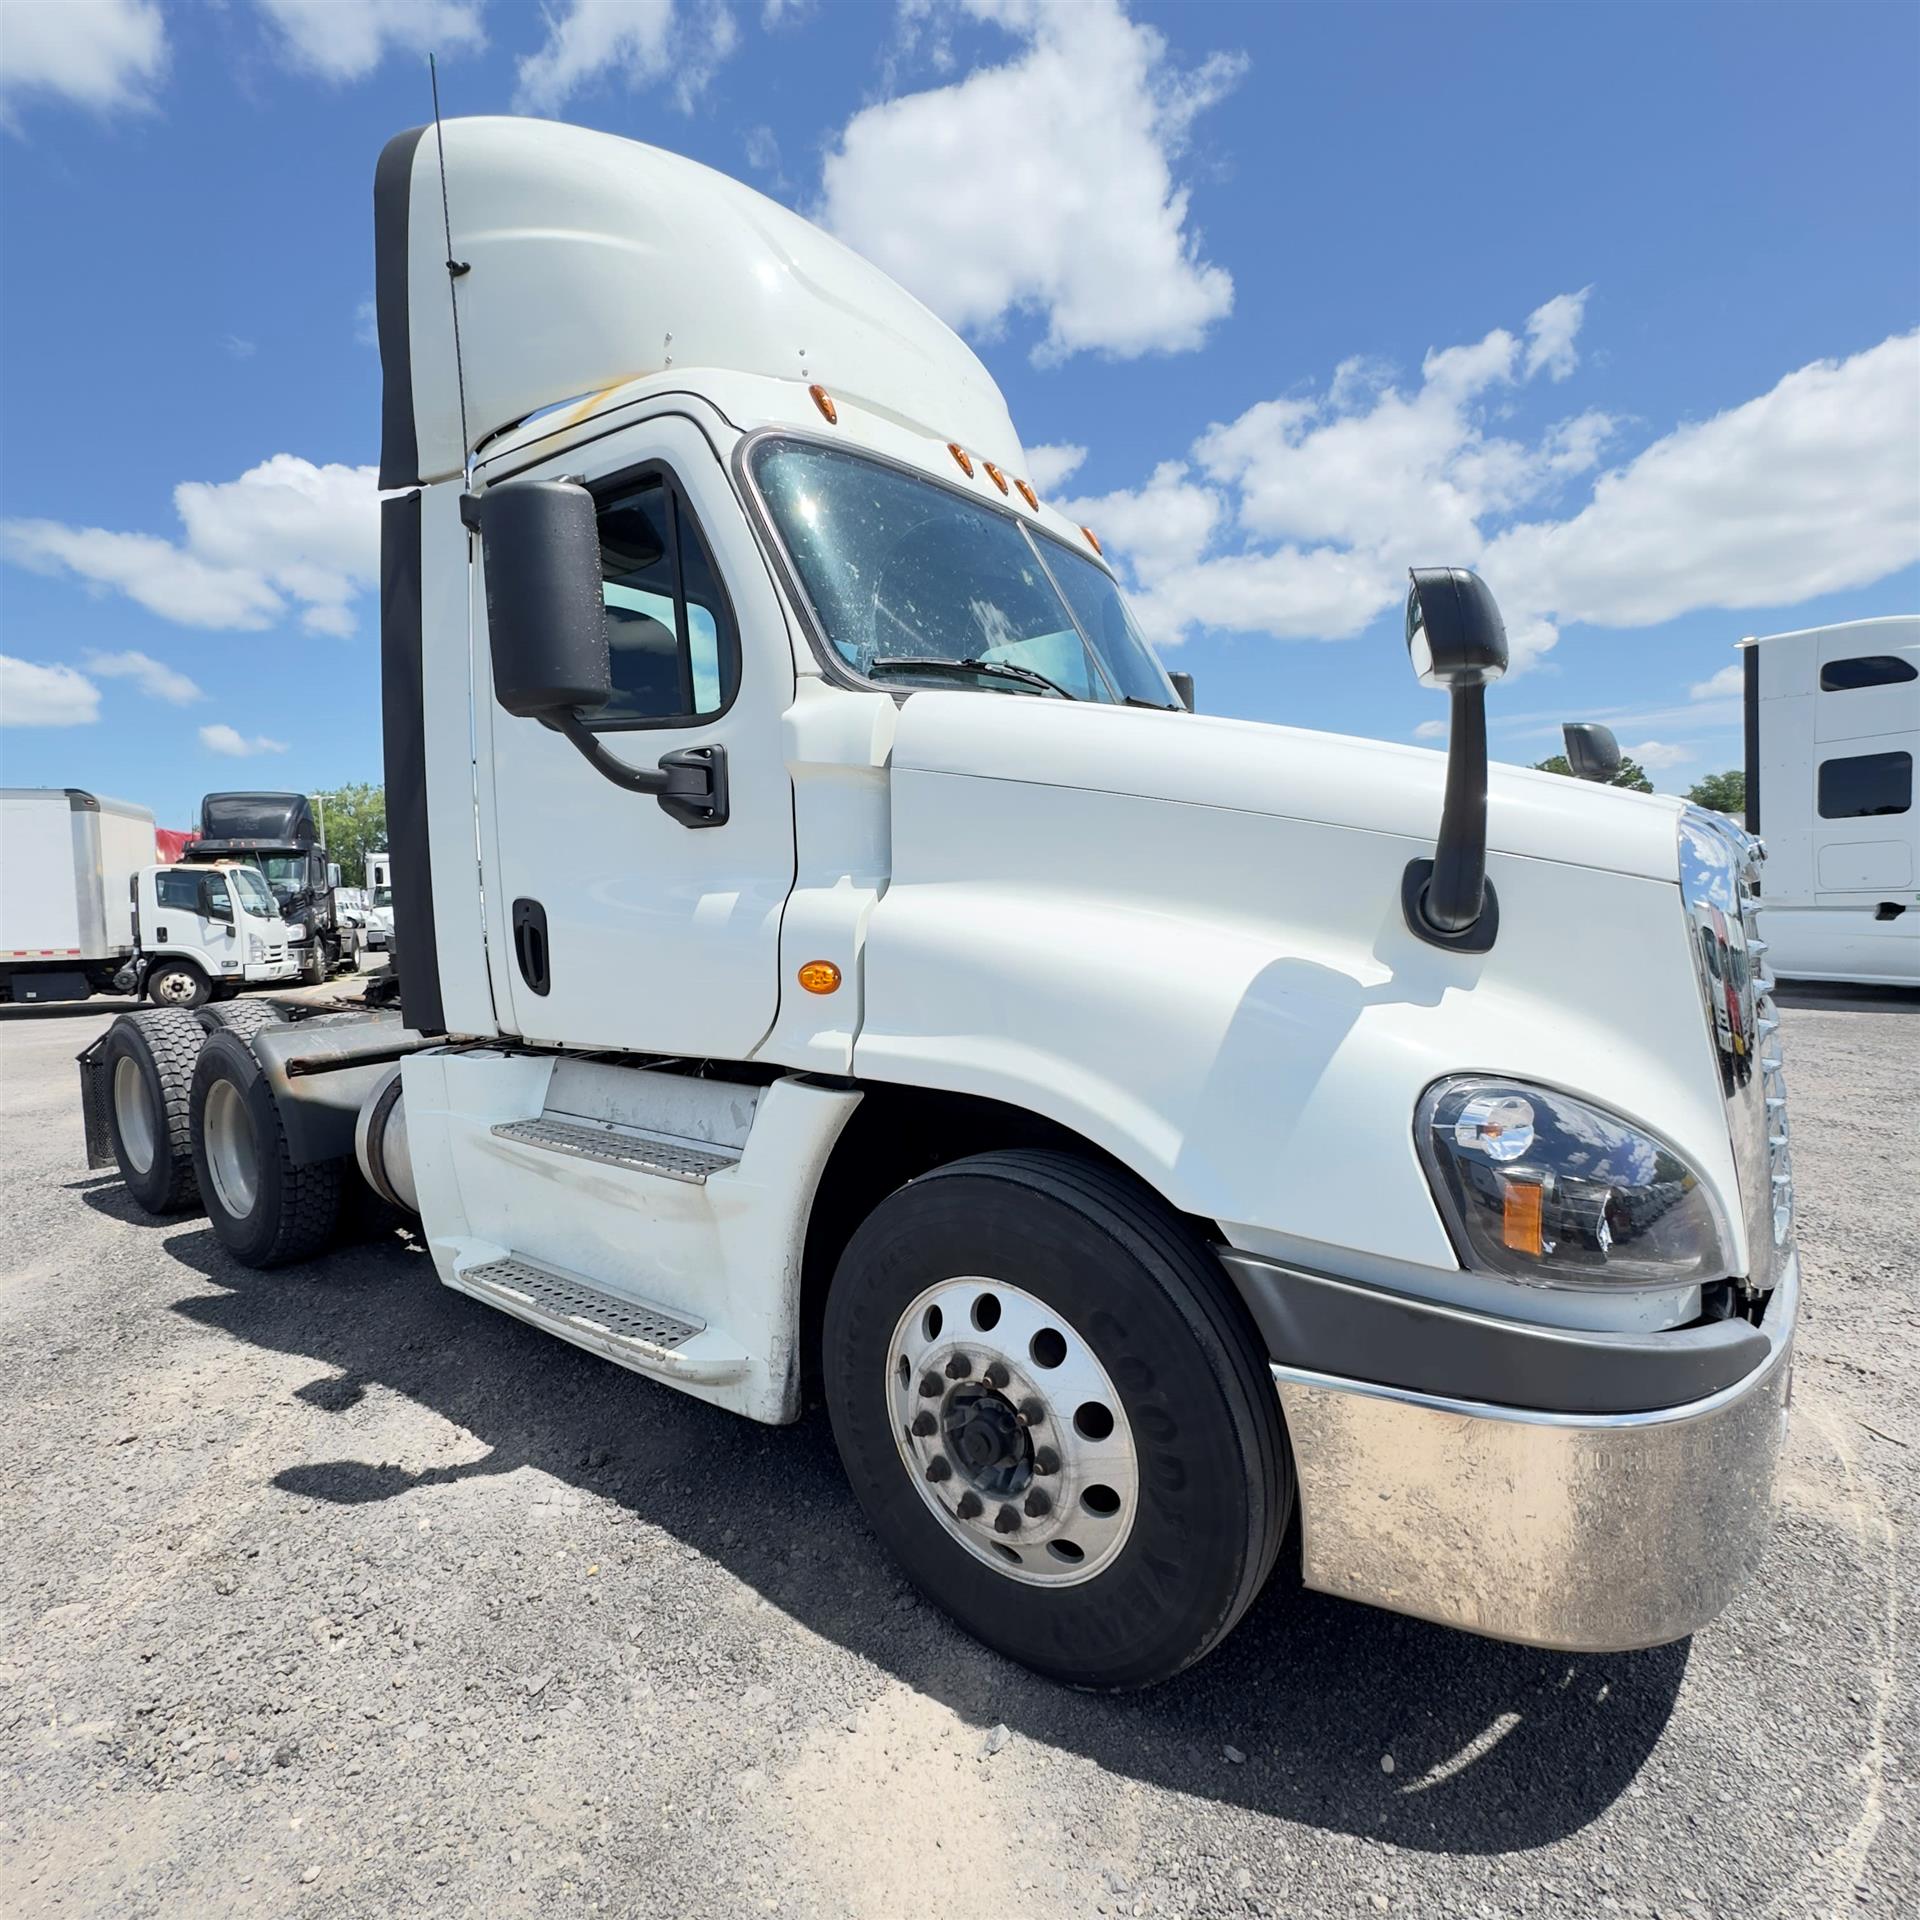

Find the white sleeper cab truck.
xmin=80 ymin=119 xmax=1798 ymax=1687
xmin=1740 ymin=616 xmax=1918 ymax=986
xmin=1 ymin=788 xmax=155 ymax=1004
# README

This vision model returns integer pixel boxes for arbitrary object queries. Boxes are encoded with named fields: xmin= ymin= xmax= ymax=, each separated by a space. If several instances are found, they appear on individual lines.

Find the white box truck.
xmin=79 ymin=119 xmax=1799 ymax=1687
xmin=1 ymin=788 xmax=155 ymax=1003
xmin=1738 ymin=616 xmax=1918 ymax=986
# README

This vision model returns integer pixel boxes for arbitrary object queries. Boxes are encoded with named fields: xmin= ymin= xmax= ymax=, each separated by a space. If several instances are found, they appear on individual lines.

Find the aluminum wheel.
xmin=201 ymin=1075 xmax=259 ymax=1218
xmin=151 ymin=967 xmax=200 ymax=1006
xmin=888 ymin=1277 xmax=1138 ymax=1586
xmin=112 ymin=1056 xmax=156 ymax=1175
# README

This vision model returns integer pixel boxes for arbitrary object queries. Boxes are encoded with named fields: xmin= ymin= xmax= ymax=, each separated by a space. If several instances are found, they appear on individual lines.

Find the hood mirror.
xmin=1562 ymin=722 xmax=1623 ymax=783
xmin=1168 ymin=671 xmax=1195 ymax=713
xmin=1403 ymin=568 xmax=1509 ymax=953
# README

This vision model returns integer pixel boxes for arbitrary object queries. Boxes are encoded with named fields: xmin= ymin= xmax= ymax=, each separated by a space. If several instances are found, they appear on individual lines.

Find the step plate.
xmin=491 ymin=1116 xmax=736 ymax=1184
xmin=462 ymin=1257 xmax=703 ymax=1352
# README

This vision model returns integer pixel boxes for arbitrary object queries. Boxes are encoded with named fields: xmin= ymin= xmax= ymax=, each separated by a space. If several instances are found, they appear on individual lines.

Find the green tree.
xmin=1685 ymin=769 xmax=1746 ymax=816
xmin=313 ymin=783 xmax=387 ymax=888
xmin=1530 ymin=753 xmax=1655 ymax=793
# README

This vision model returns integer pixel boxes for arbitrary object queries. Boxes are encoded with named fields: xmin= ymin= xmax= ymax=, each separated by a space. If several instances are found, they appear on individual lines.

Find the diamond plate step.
xmin=463 ymin=1255 xmax=699 ymax=1347
xmin=491 ymin=1116 xmax=737 ymax=1184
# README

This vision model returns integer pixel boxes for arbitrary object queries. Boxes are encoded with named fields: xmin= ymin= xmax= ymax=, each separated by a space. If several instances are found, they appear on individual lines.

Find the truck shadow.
xmin=160 ymin=1224 xmax=1686 ymax=1856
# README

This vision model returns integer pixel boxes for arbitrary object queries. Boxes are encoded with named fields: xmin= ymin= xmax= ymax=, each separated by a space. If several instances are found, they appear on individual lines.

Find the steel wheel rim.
xmin=112 ymin=1056 xmax=156 ymax=1174
xmin=887 ymin=1277 xmax=1138 ymax=1587
xmin=153 ymin=969 xmax=197 ymax=1005
xmin=202 ymin=1077 xmax=258 ymax=1218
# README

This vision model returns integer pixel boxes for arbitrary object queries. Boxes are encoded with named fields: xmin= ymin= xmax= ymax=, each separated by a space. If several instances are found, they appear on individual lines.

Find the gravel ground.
xmin=1 ymin=984 xmax=1914 ymax=1919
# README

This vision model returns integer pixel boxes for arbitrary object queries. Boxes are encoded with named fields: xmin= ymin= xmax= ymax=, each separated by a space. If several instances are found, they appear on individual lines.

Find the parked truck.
xmin=79 ymin=119 xmax=1799 ymax=1687
xmin=361 ymin=851 xmax=394 ymax=952
xmin=1737 ymin=616 xmax=1918 ymax=986
xmin=186 ymin=791 xmax=348 ymax=984
xmin=2 ymin=788 xmax=301 ymax=1005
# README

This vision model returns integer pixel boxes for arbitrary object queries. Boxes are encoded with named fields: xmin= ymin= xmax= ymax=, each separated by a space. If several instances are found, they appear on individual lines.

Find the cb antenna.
xmin=428 ymin=54 xmax=474 ymax=486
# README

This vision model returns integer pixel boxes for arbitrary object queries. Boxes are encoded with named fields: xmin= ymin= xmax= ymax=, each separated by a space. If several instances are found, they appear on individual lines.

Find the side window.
xmin=155 ymin=869 xmax=201 ymax=912
xmin=592 ymin=472 xmax=739 ymax=726
xmin=1818 ymin=751 xmax=1912 ymax=819
xmin=1819 ymin=655 xmax=1918 ymax=692
xmin=204 ymin=876 xmax=232 ymax=917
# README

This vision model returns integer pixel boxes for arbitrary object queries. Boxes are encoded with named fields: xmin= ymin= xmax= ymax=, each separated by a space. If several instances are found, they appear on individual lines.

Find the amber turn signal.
xmin=1080 ymin=524 xmax=1102 ymax=555
xmin=947 ymin=442 xmax=974 ymax=477
xmin=1500 ymin=1176 xmax=1545 ymax=1256
xmin=981 ymin=460 xmax=1009 ymax=495
xmin=797 ymin=960 xmax=842 ymax=995
xmin=809 ymin=384 xmax=838 ymax=424
xmin=1014 ymin=477 xmax=1039 ymax=510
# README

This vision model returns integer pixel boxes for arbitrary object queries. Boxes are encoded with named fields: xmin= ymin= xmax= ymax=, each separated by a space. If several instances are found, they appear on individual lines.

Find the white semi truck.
xmin=1738 ymin=616 xmax=1918 ymax=986
xmin=79 ymin=119 xmax=1799 ymax=1687
xmin=2 ymin=788 xmax=301 ymax=1006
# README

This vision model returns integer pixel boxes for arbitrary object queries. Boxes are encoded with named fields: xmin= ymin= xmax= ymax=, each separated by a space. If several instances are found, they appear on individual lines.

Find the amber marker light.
xmin=798 ymin=960 xmax=842 ymax=995
xmin=1500 ymin=1176 xmax=1546 ymax=1257
xmin=947 ymin=442 xmax=974 ymax=477
xmin=1080 ymin=525 xmax=1103 ymax=555
xmin=809 ymin=384 xmax=838 ymax=424
xmin=981 ymin=460 xmax=1009 ymax=495
xmin=1014 ymin=477 xmax=1039 ymax=510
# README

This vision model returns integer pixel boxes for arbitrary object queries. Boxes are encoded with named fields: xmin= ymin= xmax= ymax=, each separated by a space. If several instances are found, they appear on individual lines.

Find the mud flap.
xmin=76 ymin=1037 xmax=115 ymax=1169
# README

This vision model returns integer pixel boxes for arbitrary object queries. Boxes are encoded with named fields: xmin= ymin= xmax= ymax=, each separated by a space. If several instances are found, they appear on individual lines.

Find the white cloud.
xmin=515 ymin=0 xmax=738 ymax=115
xmin=200 ymin=723 xmax=288 ymax=758
xmin=253 ymin=0 xmax=484 ymax=82
xmin=221 ymin=334 xmax=256 ymax=360
xmin=1056 ymin=461 xmax=1223 ymax=587
xmin=2 ymin=455 xmax=381 ymax=636
xmin=1625 ymin=739 xmax=1693 ymax=771
xmin=1412 ymin=717 xmax=1447 ymax=740
xmin=354 ymin=297 xmax=378 ymax=349
xmin=83 ymin=649 xmax=205 ymax=705
xmin=1689 ymin=662 xmax=1744 ymax=701
xmin=1024 ymin=443 xmax=1086 ymax=493
xmin=819 ymin=0 xmax=1242 ymax=363
xmin=0 ymin=0 xmax=166 ymax=123
xmin=0 ymin=655 xmax=100 ymax=726
xmin=1523 ymin=288 xmax=1591 ymax=382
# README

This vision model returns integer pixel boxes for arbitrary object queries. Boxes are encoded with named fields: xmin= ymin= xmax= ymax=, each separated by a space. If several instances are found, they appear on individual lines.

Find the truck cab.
xmin=84 ymin=117 xmax=1799 ymax=1689
xmin=132 ymin=858 xmax=300 ymax=1006
xmin=191 ymin=791 xmax=345 ymax=984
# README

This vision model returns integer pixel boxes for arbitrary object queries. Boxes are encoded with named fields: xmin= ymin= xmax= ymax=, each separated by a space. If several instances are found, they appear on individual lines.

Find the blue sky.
xmin=1 ymin=0 xmax=1916 ymax=828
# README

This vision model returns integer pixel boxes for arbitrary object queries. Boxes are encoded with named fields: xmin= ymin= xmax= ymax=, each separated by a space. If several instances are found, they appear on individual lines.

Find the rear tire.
xmin=199 ymin=998 xmax=287 ymax=1039
xmin=146 ymin=960 xmax=210 ymax=1009
xmin=189 ymin=1031 xmax=342 ymax=1268
xmin=101 ymin=1010 xmax=207 ymax=1213
xmin=823 ymin=1149 xmax=1292 ymax=1690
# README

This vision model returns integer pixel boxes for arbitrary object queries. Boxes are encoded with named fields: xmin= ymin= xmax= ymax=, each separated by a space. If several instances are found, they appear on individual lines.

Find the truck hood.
xmin=889 ymin=692 xmax=1686 ymax=885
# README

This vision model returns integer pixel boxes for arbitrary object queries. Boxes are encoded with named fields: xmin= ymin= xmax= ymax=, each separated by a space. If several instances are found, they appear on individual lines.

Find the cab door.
xmin=476 ymin=416 xmax=797 ymax=1056
xmin=150 ymin=866 xmax=235 ymax=971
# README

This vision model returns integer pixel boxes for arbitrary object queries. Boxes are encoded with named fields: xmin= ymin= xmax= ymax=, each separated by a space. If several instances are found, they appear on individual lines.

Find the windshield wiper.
xmin=867 ymin=655 xmax=1076 ymax=699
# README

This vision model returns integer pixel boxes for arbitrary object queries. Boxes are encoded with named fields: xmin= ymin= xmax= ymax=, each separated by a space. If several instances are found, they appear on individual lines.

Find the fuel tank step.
xmin=454 ymin=1254 xmax=750 ymax=1384
xmin=490 ymin=1115 xmax=738 ymax=1184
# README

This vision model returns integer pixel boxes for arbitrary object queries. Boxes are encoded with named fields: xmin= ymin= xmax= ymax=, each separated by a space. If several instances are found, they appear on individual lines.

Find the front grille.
xmin=1679 ymin=810 xmax=1792 ymax=1290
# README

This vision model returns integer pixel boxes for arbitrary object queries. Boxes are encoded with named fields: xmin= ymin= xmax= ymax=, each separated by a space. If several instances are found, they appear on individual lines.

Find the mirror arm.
xmin=1402 ymin=682 xmax=1498 ymax=952
xmin=552 ymin=711 xmax=671 ymax=795
xmin=550 ymin=712 xmax=731 ymax=828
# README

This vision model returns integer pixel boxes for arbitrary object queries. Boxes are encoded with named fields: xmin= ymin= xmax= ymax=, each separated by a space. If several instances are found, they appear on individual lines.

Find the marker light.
xmin=797 ymin=960 xmax=842 ymax=995
xmin=1014 ymin=477 xmax=1039 ymax=510
xmin=1500 ymin=1175 xmax=1547 ymax=1257
xmin=809 ymin=384 xmax=838 ymax=425
xmin=948 ymin=443 xmax=974 ymax=477
xmin=981 ymin=461 xmax=1009 ymax=495
xmin=1080 ymin=525 xmax=1102 ymax=555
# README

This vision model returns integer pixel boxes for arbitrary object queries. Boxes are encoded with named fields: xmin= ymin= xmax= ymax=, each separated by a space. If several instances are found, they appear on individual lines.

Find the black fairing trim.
xmin=380 ymin=491 xmax=445 ymax=1036
xmin=1219 ymin=1251 xmax=1770 ymax=1416
xmin=375 ymin=126 xmax=428 ymax=491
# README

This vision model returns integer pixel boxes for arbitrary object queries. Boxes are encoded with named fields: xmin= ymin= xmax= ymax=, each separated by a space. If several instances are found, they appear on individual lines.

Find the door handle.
xmin=512 ymin=898 xmax=551 ymax=996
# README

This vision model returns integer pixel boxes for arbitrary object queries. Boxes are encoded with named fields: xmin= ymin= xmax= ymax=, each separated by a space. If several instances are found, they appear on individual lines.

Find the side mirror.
xmin=1403 ymin=567 xmax=1509 ymax=951
xmin=476 ymin=480 xmax=612 ymax=719
xmin=327 ymin=861 xmax=343 ymax=890
xmin=1168 ymin=671 xmax=1196 ymax=713
xmin=202 ymin=883 xmax=233 ymax=924
xmin=1562 ymin=721 xmax=1623 ymax=783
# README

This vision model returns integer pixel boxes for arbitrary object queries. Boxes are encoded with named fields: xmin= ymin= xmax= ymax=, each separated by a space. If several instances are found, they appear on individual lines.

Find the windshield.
xmin=228 ymin=867 xmax=276 ymax=917
xmin=752 ymin=439 xmax=1178 ymax=707
xmin=257 ymin=854 xmax=305 ymax=900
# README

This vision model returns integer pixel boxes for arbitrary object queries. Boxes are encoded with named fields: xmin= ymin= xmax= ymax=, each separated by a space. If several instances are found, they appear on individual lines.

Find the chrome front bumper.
xmin=1273 ymin=1253 xmax=1798 ymax=1652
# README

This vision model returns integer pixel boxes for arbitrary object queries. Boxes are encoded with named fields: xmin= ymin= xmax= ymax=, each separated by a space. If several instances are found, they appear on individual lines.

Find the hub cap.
xmin=888 ymin=1278 xmax=1138 ymax=1586
xmin=112 ymin=1057 xmax=156 ymax=1174
xmin=202 ymin=1076 xmax=259 ymax=1218
xmin=152 ymin=969 xmax=197 ymax=1006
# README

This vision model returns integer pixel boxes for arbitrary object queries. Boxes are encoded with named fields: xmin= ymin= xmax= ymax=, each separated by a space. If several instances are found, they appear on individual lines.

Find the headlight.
xmin=1417 ymin=1076 xmax=1730 ymax=1288
xmin=247 ymin=935 xmax=266 ymax=961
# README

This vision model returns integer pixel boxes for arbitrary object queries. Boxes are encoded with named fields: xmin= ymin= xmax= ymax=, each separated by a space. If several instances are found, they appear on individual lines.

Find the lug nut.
xmin=993 ymin=1504 xmax=1021 ymax=1535
xmin=910 ymin=1410 xmax=936 ymax=1438
xmin=944 ymin=1354 xmax=973 ymax=1380
xmin=926 ymin=1455 xmax=952 ymax=1484
xmin=984 ymin=1361 xmax=1010 ymax=1390
xmin=956 ymin=1491 xmax=983 ymax=1521
xmin=1018 ymin=1397 xmax=1045 ymax=1425
xmin=1024 ymin=1488 xmax=1051 ymax=1519
xmin=918 ymin=1373 xmax=943 ymax=1398
xmin=1033 ymin=1447 xmax=1059 ymax=1476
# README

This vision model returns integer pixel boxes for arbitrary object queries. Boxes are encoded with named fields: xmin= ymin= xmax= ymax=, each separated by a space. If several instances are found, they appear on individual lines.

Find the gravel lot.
xmin=2 ymin=984 xmax=1914 ymax=1919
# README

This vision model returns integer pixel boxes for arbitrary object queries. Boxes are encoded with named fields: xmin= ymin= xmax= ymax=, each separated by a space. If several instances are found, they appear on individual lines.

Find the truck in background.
xmin=362 ymin=851 xmax=394 ymax=951
xmin=186 ymin=792 xmax=347 ymax=985
xmin=79 ymin=118 xmax=1800 ymax=1688
xmin=1 ymin=788 xmax=301 ymax=1006
xmin=1741 ymin=616 xmax=1918 ymax=986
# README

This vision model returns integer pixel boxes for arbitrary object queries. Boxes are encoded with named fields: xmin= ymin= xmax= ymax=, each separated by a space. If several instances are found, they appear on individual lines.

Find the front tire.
xmin=146 ymin=960 xmax=210 ymax=1009
xmin=101 ymin=1009 xmax=207 ymax=1213
xmin=189 ymin=1031 xmax=342 ymax=1267
xmin=823 ymin=1150 xmax=1291 ymax=1690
